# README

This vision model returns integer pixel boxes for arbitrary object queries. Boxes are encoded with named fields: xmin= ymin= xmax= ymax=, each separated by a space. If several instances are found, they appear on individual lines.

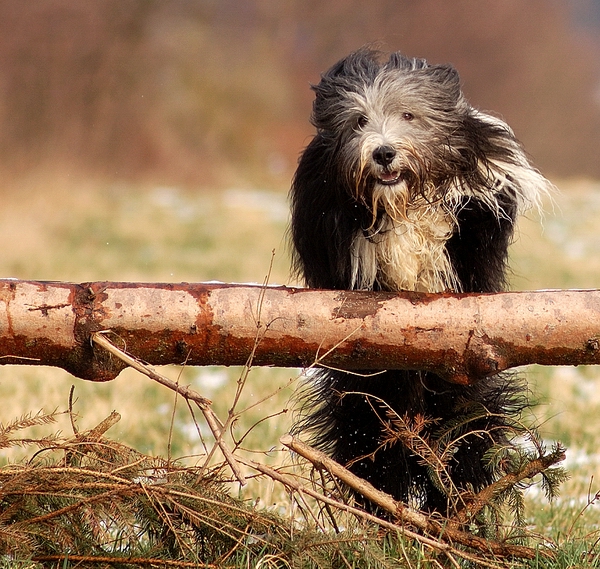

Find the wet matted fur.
xmin=289 ymin=48 xmax=552 ymax=513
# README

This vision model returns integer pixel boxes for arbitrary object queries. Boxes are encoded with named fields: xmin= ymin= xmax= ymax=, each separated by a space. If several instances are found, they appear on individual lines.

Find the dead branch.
xmin=1 ymin=279 xmax=600 ymax=384
xmin=237 ymin=455 xmax=453 ymax=552
xmin=31 ymin=556 xmax=207 ymax=568
xmin=280 ymin=434 xmax=552 ymax=560
xmin=240 ymin=457 xmax=512 ymax=568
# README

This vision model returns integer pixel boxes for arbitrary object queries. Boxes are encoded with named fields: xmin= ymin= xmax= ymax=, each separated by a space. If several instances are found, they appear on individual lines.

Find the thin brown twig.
xmin=68 ymin=385 xmax=78 ymax=435
xmin=167 ymin=351 xmax=193 ymax=464
xmin=566 ymin=475 xmax=600 ymax=538
xmin=236 ymin=455 xmax=449 ymax=551
xmin=443 ymin=550 xmax=462 ymax=569
xmin=141 ymin=481 xmax=195 ymax=557
xmin=31 ymin=554 xmax=223 ymax=567
xmin=280 ymin=434 xmax=429 ymax=525
xmin=239 ymin=455 xmax=513 ymax=569
xmin=81 ymin=410 xmax=121 ymax=442
xmin=91 ymin=331 xmax=212 ymax=407
xmin=221 ymin=256 xmax=277 ymax=432
xmin=317 ymin=467 xmax=341 ymax=534
xmin=91 ymin=331 xmax=246 ymax=485
xmin=12 ymin=487 xmax=129 ymax=527
xmin=198 ymin=255 xmax=278 ymax=478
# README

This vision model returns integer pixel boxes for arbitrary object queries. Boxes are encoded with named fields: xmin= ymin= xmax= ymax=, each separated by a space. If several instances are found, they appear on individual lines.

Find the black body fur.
xmin=289 ymin=49 xmax=549 ymax=513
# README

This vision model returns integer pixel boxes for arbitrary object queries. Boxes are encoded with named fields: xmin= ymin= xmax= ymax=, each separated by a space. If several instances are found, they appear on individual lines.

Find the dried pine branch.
xmin=454 ymin=443 xmax=567 ymax=525
xmin=91 ymin=331 xmax=246 ymax=486
xmin=0 ymin=409 xmax=65 ymax=450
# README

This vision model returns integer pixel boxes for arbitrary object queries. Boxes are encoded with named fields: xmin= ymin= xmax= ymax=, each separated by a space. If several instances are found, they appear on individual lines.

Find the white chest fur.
xmin=350 ymin=205 xmax=459 ymax=293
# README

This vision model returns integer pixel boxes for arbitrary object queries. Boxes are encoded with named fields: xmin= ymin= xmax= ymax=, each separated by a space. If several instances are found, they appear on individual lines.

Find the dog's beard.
xmin=347 ymin=138 xmax=461 ymax=292
xmin=348 ymin=153 xmax=460 ymax=294
xmin=350 ymin=206 xmax=458 ymax=293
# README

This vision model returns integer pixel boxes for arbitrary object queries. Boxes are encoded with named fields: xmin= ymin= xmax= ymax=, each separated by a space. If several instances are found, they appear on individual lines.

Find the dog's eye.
xmin=356 ymin=115 xmax=368 ymax=129
xmin=402 ymin=112 xmax=414 ymax=121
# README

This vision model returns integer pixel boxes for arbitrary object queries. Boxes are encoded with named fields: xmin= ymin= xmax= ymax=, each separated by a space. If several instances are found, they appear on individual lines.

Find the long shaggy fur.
xmin=290 ymin=48 xmax=551 ymax=513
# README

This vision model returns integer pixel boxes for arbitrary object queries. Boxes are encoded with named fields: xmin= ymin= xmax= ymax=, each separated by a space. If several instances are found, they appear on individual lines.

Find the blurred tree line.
xmin=0 ymin=0 xmax=599 ymax=188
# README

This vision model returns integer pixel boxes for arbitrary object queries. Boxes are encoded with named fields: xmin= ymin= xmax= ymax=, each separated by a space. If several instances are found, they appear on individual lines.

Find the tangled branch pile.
xmin=0 ymin=410 xmax=394 ymax=568
xmin=0 ymin=405 xmax=575 ymax=569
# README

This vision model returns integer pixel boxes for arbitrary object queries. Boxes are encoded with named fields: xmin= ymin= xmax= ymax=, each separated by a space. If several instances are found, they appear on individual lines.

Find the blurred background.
xmin=0 ymin=0 xmax=599 ymax=519
xmin=1 ymin=0 xmax=600 ymax=186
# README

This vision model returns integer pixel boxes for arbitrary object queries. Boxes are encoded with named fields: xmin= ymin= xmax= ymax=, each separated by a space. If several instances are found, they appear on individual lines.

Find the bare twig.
xmin=280 ymin=434 xmax=427 ymax=526
xmin=91 ymin=331 xmax=246 ymax=486
xmin=82 ymin=410 xmax=122 ymax=442
xmin=236 ymin=455 xmax=447 ymax=550
xmin=31 ymin=555 xmax=219 ymax=568
xmin=238 ymin=456 xmax=510 ymax=569
xmin=566 ymin=476 xmax=600 ymax=538
xmin=91 ymin=331 xmax=212 ymax=407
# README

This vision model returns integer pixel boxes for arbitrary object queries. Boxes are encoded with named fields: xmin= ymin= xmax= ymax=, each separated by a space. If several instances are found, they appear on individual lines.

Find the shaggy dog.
xmin=289 ymin=48 xmax=551 ymax=513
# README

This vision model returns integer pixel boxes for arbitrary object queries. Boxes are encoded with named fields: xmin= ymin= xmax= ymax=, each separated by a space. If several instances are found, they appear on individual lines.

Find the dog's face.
xmin=312 ymin=50 xmax=468 ymax=219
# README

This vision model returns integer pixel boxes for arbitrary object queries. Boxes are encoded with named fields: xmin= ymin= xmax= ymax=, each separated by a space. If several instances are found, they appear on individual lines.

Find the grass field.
xmin=0 ymin=173 xmax=599 ymax=565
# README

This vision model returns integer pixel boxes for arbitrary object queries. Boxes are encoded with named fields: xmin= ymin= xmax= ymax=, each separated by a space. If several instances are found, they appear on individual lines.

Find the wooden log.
xmin=0 ymin=279 xmax=599 ymax=384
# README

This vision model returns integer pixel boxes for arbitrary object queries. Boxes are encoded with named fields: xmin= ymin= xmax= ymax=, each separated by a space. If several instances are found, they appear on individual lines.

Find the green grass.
xmin=0 ymin=173 xmax=599 ymax=566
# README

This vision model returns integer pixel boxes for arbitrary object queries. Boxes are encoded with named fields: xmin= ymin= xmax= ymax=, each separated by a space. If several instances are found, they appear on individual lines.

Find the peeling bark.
xmin=1 ymin=279 xmax=600 ymax=384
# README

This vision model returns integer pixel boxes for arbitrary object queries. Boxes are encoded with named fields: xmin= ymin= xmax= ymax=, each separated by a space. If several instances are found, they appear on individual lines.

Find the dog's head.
xmin=311 ymin=49 xmax=469 ymax=215
xmin=309 ymin=48 xmax=549 ymax=224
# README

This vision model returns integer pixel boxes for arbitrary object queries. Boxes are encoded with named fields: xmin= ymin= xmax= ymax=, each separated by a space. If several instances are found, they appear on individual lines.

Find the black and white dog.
xmin=290 ymin=48 xmax=551 ymax=513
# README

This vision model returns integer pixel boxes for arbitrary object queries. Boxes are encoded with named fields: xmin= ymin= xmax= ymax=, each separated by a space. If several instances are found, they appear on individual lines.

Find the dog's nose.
xmin=372 ymin=145 xmax=396 ymax=167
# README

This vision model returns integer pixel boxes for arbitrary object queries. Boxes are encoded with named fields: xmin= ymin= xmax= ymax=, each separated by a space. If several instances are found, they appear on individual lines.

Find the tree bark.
xmin=1 ymin=279 xmax=599 ymax=384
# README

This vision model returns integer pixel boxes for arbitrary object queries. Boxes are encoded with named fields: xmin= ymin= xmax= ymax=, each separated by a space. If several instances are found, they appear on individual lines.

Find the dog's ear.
xmin=290 ymin=134 xmax=360 ymax=289
xmin=311 ymin=49 xmax=380 ymax=130
xmin=421 ymin=64 xmax=461 ymax=103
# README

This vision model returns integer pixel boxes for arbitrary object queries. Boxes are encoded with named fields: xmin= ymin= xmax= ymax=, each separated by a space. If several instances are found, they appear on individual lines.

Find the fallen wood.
xmin=280 ymin=434 xmax=555 ymax=561
xmin=1 ymin=279 xmax=600 ymax=384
